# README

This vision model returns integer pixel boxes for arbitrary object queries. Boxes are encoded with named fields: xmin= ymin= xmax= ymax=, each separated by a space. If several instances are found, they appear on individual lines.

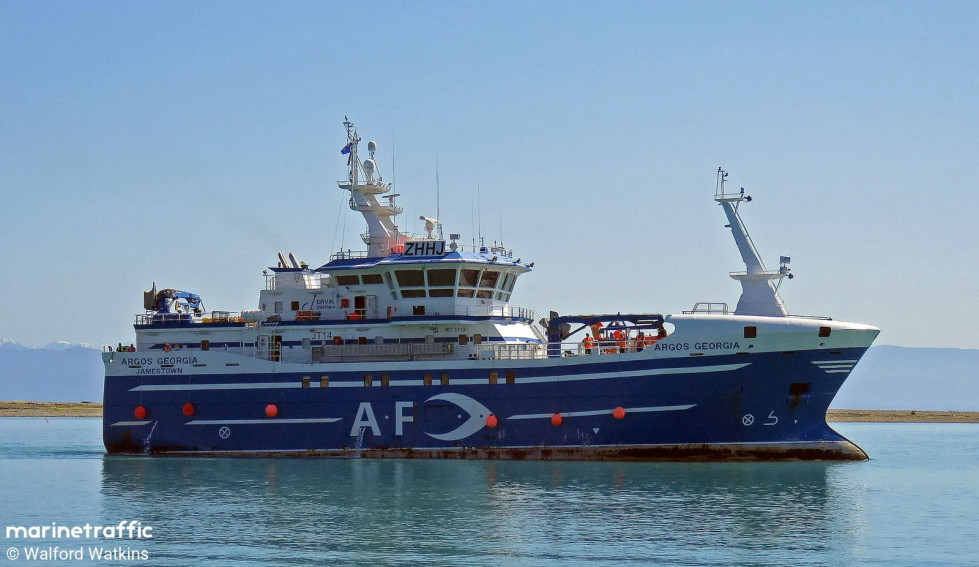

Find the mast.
xmin=715 ymin=167 xmax=792 ymax=316
xmin=338 ymin=118 xmax=407 ymax=257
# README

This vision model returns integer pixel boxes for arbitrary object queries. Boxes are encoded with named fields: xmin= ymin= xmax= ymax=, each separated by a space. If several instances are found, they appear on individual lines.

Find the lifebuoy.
xmin=333 ymin=336 xmax=342 ymax=346
xmin=163 ymin=344 xmax=171 ymax=352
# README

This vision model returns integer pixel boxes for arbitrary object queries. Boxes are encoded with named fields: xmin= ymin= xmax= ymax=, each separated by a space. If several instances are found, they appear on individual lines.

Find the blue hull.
xmin=103 ymin=348 xmax=869 ymax=460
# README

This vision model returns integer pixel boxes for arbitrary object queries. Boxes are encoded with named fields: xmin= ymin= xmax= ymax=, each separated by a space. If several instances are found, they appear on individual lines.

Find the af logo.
xmin=348 ymin=393 xmax=493 ymax=441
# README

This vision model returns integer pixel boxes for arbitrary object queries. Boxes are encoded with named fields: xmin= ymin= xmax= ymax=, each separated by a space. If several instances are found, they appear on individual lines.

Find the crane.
xmin=143 ymin=283 xmax=203 ymax=315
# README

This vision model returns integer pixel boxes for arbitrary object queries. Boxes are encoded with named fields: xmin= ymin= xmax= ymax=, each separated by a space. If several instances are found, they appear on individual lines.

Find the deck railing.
xmin=683 ymin=302 xmax=730 ymax=315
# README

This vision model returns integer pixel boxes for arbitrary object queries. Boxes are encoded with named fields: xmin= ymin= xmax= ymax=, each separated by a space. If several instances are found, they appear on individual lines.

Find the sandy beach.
xmin=826 ymin=409 xmax=979 ymax=423
xmin=1 ymin=401 xmax=976 ymax=422
xmin=0 ymin=401 xmax=103 ymax=418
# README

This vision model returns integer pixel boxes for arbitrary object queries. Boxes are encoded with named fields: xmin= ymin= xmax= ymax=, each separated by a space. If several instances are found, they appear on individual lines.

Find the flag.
xmin=341 ymin=143 xmax=351 ymax=155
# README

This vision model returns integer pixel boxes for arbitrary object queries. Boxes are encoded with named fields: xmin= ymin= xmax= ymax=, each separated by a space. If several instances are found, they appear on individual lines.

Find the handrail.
xmin=683 ymin=302 xmax=729 ymax=315
xmin=330 ymin=250 xmax=371 ymax=261
xmin=328 ymin=243 xmax=518 ymax=261
xmin=422 ymin=305 xmax=535 ymax=320
xmin=471 ymin=338 xmax=660 ymax=360
xmin=135 ymin=312 xmax=244 ymax=325
xmin=134 ymin=305 xmax=534 ymax=326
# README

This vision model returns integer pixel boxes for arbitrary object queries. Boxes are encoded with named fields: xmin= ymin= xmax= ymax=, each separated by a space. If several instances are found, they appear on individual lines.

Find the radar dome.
xmin=367 ymin=141 xmax=377 ymax=153
xmin=363 ymin=159 xmax=375 ymax=174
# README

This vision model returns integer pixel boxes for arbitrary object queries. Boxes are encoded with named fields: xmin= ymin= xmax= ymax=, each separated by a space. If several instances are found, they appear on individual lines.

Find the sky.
xmin=1 ymin=1 xmax=977 ymax=349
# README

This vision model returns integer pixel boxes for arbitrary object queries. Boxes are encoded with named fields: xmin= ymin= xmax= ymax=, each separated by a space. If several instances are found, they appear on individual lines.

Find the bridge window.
xmin=401 ymin=289 xmax=425 ymax=298
xmin=429 ymin=289 xmax=453 ymax=297
xmin=427 ymin=269 xmax=456 ymax=287
xmin=476 ymin=290 xmax=492 ymax=299
xmin=479 ymin=270 xmax=500 ymax=288
xmin=336 ymin=275 xmax=360 ymax=286
xmin=362 ymin=273 xmax=383 ymax=285
xmin=395 ymin=270 xmax=424 ymax=287
xmin=457 ymin=289 xmax=475 ymax=298
xmin=459 ymin=269 xmax=480 ymax=287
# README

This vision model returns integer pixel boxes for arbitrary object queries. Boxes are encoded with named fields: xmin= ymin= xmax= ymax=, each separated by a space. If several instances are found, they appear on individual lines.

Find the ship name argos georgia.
xmin=103 ymin=118 xmax=879 ymax=460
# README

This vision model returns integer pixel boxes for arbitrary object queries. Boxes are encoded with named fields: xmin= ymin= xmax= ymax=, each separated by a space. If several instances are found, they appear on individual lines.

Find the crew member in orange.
xmin=583 ymin=334 xmax=594 ymax=354
xmin=613 ymin=329 xmax=627 ymax=353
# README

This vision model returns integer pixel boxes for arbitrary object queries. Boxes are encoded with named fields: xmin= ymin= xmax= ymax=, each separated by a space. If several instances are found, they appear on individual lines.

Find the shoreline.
xmin=826 ymin=409 xmax=979 ymax=423
xmin=0 ymin=401 xmax=102 ymax=418
xmin=1 ymin=402 xmax=977 ymax=423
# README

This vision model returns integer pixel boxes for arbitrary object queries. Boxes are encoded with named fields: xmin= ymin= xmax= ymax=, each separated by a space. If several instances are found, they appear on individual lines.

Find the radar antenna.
xmin=337 ymin=118 xmax=407 ymax=257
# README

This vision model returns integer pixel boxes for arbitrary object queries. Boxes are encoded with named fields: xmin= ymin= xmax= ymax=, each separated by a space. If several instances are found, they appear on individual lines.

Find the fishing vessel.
xmin=102 ymin=118 xmax=879 ymax=460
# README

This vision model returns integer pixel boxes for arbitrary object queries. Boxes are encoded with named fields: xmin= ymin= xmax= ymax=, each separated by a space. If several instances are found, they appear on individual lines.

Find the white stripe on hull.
xmin=122 ymin=362 xmax=751 ymax=392
xmin=508 ymin=404 xmax=696 ymax=420
xmin=126 ymin=363 xmax=750 ymax=392
xmin=185 ymin=418 xmax=342 ymax=425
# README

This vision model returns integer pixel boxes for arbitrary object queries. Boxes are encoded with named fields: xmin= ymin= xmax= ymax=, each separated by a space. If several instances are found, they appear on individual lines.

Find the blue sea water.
xmin=0 ymin=419 xmax=976 ymax=566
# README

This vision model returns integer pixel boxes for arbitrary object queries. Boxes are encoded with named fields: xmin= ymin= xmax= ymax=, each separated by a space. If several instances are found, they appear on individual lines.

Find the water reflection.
xmin=100 ymin=457 xmax=862 ymax=565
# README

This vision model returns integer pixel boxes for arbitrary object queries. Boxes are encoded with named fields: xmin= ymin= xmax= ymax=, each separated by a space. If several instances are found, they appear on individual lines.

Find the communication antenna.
xmin=435 ymin=151 xmax=443 ymax=240
xmin=390 ymin=129 xmax=396 ymax=192
xmin=499 ymin=204 xmax=504 ymax=246
xmin=476 ymin=170 xmax=482 ymax=245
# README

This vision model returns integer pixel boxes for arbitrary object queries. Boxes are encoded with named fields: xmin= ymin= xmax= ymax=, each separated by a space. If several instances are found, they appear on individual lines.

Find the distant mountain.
xmin=832 ymin=346 xmax=979 ymax=411
xmin=0 ymin=341 xmax=103 ymax=402
xmin=0 ymin=341 xmax=976 ymax=409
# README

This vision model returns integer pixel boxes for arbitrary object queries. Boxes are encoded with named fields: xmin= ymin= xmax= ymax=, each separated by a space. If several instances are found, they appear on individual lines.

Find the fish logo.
xmin=423 ymin=393 xmax=493 ymax=441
